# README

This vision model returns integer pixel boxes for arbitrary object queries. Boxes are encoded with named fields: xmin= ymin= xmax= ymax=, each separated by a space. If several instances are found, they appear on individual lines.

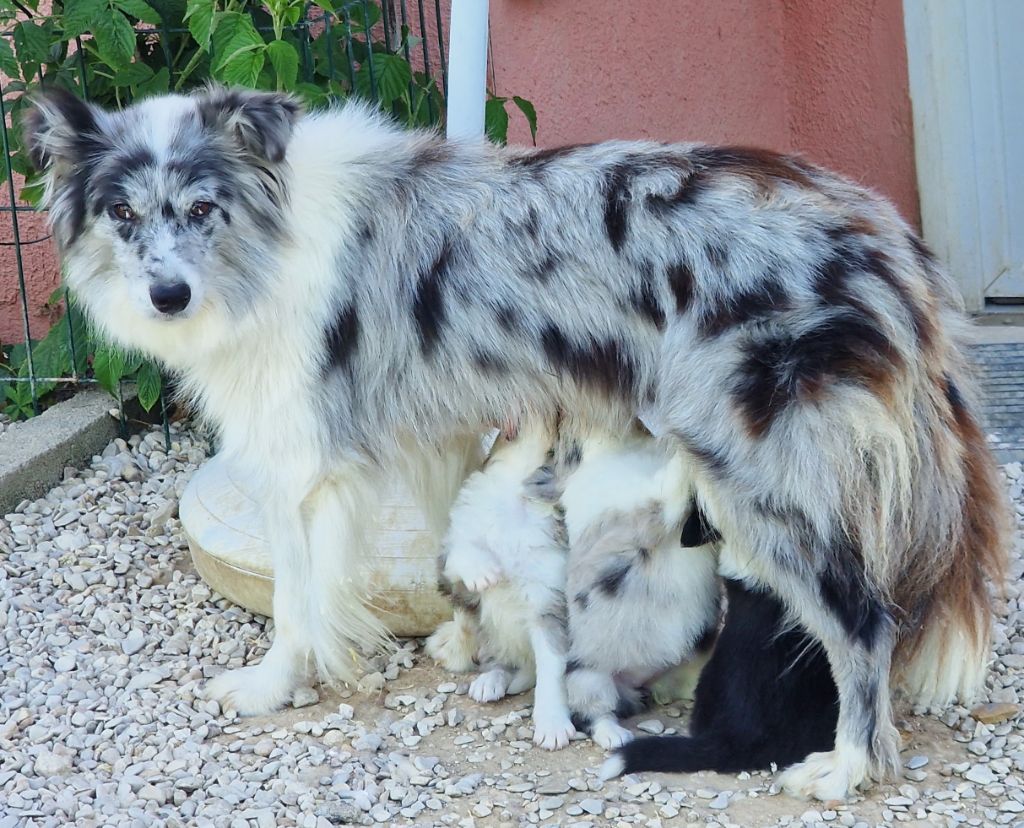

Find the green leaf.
xmin=135 ymin=65 xmax=170 ymax=98
xmin=0 ymin=33 xmax=20 ymax=78
xmin=220 ymin=44 xmax=265 ymax=87
xmin=93 ymin=10 xmax=137 ymax=70
xmin=184 ymin=0 xmax=215 ymax=50
xmin=212 ymin=12 xmax=262 ymax=71
xmin=266 ymin=39 xmax=298 ymax=90
xmin=62 ymin=0 xmax=107 ymax=39
xmin=114 ymin=61 xmax=155 ymax=86
xmin=512 ymin=95 xmax=538 ymax=145
xmin=354 ymin=52 xmax=412 ymax=106
xmin=92 ymin=344 xmax=127 ymax=394
xmin=135 ymin=361 xmax=162 ymax=411
xmin=484 ymin=96 xmax=509 ymax=145
xmin=18 ymin=179 xmax=46 ymax=207
xmin=115 ymin=0 xmax=163 ymax=24
xmin=14 ymin=21 xmax=52 ymax=65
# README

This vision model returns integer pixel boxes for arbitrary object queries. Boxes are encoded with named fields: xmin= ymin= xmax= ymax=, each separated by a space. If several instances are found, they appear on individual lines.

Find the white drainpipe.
xmin=445 ymin=0 xmax=490 ymax=140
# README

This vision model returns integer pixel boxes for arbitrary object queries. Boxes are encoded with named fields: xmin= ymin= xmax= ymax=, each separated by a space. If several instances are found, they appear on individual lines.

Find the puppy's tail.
xmin=601 ymin=734 xmax=755 ymax=778
xmin=895 ymin=370 xmax=1010 ymax=708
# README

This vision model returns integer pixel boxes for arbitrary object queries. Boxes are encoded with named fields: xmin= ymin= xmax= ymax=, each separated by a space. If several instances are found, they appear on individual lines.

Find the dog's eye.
xmin=110 ymin=203 xmax=135 ymax=221
xmin=190 ymin=201 xmax=214 ymax=219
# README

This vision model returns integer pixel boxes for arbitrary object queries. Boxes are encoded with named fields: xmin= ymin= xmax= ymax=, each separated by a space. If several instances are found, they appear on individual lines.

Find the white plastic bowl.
xmin=179 ymin=454 xmax=451 ymax=636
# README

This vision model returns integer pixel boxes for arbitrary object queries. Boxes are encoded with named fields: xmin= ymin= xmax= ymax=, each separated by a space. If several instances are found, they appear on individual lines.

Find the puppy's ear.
xmin=197 ymin=86 xmax=303 ymax=164
xmin=23 ymin=87 xmax=107 ymax=171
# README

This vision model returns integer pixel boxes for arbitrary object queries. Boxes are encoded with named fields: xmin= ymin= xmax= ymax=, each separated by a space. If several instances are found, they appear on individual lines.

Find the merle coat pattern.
xmin=26 ymin=86 xmax=1008 ymax=800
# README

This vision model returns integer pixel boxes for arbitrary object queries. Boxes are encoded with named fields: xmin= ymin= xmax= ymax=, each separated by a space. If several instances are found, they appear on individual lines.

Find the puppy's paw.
xmin=205 ymin=664 xmax=296 ymax=716
xmin=592 ymin=718 xmax=634 ymax=750
xmin=425 ymin=618 xmax=478 ymax=673
xmin=443 ymin=545 xmax=503 ymax=592
xmin=532 ymin=710 xmax=576 ymax=751
xmin=469 ymin=669 xmax=511 ymax=703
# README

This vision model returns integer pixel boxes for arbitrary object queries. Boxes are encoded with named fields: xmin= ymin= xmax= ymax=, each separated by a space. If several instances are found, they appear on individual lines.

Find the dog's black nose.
xmin=150 ymin=282 xmax=191 ymax=314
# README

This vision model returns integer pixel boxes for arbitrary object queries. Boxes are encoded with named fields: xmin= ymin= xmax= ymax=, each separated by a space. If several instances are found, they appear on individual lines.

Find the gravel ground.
xmin=1 ymin=423 xmax=1023 ymax=828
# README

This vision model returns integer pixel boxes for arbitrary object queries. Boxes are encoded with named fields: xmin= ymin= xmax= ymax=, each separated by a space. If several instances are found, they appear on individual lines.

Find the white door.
xmin=903 ymin=0 xmax=1024 ymax=311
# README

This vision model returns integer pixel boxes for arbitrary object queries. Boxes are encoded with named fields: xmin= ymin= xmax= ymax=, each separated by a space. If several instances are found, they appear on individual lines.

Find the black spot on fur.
xmin=324 ymin=302 xmax=360 ymax=375
xmin=565 ymin=658 xmax=584 ymax=674
xmin=472 ymin=350 xmax=507 ymax=374
xmin=681 ymin=501 xmax=721 ymax=547
xmin=629 ymin=261 xmax=665 ymax=330
xmin=508 ymin=144 xmax=592 ymax=169
xmin=821 ymin=228 xmax=933 ymax=351
xmin=162 ymin=201 xmax=175 ymax=220
xmin=944 ymin=372 xmax=966 ymax=415
xmin=675 ymin=433 xmax=730 ymax=477
xmin=564 ymin=440 xmax=582 ymax=469
xmin=524 ymin=251 xmax=561 ymax=283
xmin=358 ymin=221 xmax=375 ymax=245
xmin=495 ymin=304 xmax=519 ymax=334
xmin=817 ymin=534 xmax=889 ymax=649
xmin=907 ymin=232 xmax=936 ymax=270
xmin=665 ymin=261 xmax=696 ymax=314
xmin=413 ymin=240 xmax=455 ymax=356
xmin=596 ymin=560 xmax=631 ymax=597
xmin=689 ymin=145 xmax=816 ymax=189
xmin=732 ymin=310 xmax=901 ymax=437
xmin=524 ymin=206 xmax=540 ymax=240
xmin=541 ymin=325 xmax=636 ymax=399
xmin=574 ymin=591 xmax=590 ymax=610
xmin=700 ymin=279 xmax=790 ymax=337
xmin=604 ymin=163 xmax=632 ymax=253
xmin=705 ymin=242 xmax=729 ymax=269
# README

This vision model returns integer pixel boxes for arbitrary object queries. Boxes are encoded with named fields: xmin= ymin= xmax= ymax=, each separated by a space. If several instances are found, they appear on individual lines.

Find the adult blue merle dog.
xmin=25 ymin=85 xmax=1008 ymax=800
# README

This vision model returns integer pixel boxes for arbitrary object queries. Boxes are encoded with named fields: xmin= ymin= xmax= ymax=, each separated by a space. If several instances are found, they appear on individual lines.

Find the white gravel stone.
xmin=1 ymin=425 xmax=1022 ymax=828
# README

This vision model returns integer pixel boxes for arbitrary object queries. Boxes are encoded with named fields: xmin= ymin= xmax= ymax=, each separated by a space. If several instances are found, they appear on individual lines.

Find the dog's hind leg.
xmin=745 ymin=533 xmax=900 ymax=801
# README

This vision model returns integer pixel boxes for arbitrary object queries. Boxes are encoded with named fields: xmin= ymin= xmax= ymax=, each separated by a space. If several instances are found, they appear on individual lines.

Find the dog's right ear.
xmin=23 ymin=87 xmax=106 ymax=172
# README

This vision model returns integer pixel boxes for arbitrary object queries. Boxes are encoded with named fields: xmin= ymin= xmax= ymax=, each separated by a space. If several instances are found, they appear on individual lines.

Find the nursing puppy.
xmin=604 ymin=577 xmax=840 ymax=777
xmin=27 ymin=85 xmax=1007 ymax=800
xmin=434 ymin=421 xmax=719 ymax=751
xmin=436 ymin=419 xmax=577 ymax=750
xmin=559 ymin=426 xmax=719 ymax=749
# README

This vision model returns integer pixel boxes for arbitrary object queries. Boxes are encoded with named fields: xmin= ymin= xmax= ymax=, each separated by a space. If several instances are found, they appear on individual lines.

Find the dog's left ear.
xmin=197 ymin=86 xmax=303 ymax=164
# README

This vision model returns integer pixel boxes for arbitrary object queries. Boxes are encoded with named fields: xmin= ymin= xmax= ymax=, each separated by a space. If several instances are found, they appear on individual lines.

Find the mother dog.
xmin=26 ymin=86 xmax=1007 ymax=800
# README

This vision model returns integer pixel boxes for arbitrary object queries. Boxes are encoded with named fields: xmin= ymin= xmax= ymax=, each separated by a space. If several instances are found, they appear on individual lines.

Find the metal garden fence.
xmin=0 ymin=0 xmax=450 ymax=440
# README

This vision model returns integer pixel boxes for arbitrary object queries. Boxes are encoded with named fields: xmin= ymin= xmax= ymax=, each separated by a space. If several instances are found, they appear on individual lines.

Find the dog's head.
xmin=25 ymin=86 xmax=301 ymax=337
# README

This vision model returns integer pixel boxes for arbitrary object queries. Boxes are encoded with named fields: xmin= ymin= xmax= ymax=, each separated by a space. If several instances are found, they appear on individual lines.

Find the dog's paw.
xmin=205 ymin=665 xmax=296 ymax=716
xmin=532 ymin=711 xmax=576 ymax=751
xmin=443 ymin=545 xmax=503 ymax=593
xmin=777 ymin=749 xmax=866 ymax=801
xmin=469 ymin=669 xmax=511 ymax=703
xmin=592 ymin=718 xmax=634 ymax=750
xmin=425 ymin=619 xmax=478 ymax=673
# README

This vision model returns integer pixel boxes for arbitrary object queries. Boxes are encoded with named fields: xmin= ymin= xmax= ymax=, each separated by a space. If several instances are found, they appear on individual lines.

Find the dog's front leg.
xmin=205 ymin=495 xmax=315 ymax=715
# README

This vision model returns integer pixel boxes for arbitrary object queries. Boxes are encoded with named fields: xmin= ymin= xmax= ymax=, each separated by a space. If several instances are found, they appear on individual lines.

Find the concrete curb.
xmin=0 ymin=389 xmax=125 ymax=516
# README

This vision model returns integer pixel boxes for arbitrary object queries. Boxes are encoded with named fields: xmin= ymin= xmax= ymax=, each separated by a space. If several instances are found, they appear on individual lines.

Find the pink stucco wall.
xmin=0 ymin=182 xmax=61 ymax=345
xmin=490 ymin=0 xmax=919 ymax=224
xmin=1 ymin=0 xmax=919 ymax=345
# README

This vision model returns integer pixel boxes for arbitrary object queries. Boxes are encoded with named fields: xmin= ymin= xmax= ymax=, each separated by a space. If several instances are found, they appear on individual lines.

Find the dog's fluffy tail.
xmin=602 ymin=734 xmax=759 ymax=778
xmin=895 ymin=364 xmax=1010 ymax=708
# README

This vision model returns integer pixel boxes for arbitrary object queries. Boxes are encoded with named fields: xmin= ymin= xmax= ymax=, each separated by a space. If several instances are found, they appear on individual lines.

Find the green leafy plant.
xmin=0 ymin=0 xmax=536 ymax=419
